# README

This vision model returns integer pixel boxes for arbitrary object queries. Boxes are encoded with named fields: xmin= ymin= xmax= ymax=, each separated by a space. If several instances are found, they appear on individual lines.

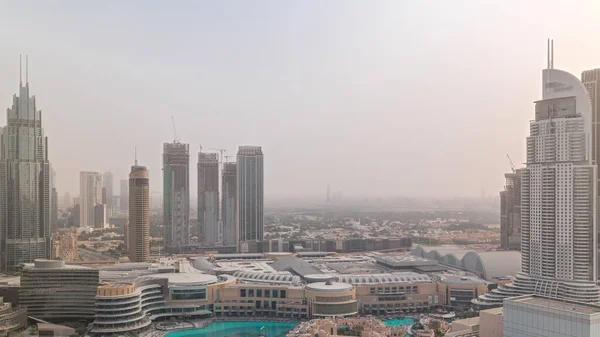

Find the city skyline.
xmin=6 ymin=2 xmax=600 ymax=199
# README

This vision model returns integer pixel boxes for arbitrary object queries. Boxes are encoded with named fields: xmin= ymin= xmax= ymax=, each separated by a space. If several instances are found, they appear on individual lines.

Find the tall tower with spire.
xmin=0 ymin=56 xmax=52 ymax=271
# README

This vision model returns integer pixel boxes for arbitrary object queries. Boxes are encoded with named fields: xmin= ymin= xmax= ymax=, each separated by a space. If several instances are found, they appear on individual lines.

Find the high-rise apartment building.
xmin=0 ymin=65 xmax=52 ymax=271
xmin=128 ymin=163 xmax=150 ymax=262
xmin=198 ymin=152 xmax=219 ymax=244
xmin=581 ymin=68 xmax=600 ymax=272
xmin=475 ymin=46 xmax=600 ymax=307
xmin=163 ymin=142 xmax=190 ymax=253
xmin=120 ymin=179 xmax=128 ymax=213
xmin=102 ymin=171 xmax=114 ymax=215
xmin=222 ymin=162 xmax=238 ymax=246
xmin=237 ymin=146 xmax=264 ymax=246
xmin=500 ymin=170 xmax=522 ymax=250
xmin=79 ymin=171 xmax=102 ymax=228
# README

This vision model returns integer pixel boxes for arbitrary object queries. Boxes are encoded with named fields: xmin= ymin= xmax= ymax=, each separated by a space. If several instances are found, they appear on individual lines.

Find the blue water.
xmin=383 ymin=318 xmax=415 ymax=327
xmin=166 ymin=322 xmax=298 ymax=337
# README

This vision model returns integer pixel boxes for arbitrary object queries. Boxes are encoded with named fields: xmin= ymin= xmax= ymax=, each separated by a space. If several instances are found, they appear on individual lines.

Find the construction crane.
xmin=171 ymin=116 xmax=179 ymax=142
xmin=210 ymin=148 xmax=226 ymax=166
xmin=506 ymin=154 xmax=516 ymax=173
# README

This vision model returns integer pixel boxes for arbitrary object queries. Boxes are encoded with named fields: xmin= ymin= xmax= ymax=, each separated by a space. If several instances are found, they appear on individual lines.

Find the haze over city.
xmin=2 ymin=1 xmax=600 ymax=199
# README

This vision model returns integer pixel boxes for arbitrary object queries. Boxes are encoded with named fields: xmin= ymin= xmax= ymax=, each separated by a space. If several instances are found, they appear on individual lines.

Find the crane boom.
xmin=506 ymin=154 xmax=516 ymax=173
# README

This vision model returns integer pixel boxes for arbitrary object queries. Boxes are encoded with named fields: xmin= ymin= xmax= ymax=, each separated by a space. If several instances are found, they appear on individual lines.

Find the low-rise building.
xmin=0 ymin=297 xmax=26 ymax=335
xmin=19 ymin=259 xmax=99 ymax=320
xmin=503 ymin=295 xmax=600 ymax=337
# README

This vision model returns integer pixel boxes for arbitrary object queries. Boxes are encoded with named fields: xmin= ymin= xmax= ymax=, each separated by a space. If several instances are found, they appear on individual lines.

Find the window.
xmin=241 ymin=289 xmax=246 ymax=297
xmin=249 ymin=289 xmax=255 ymax=297
xmin=265 ymin=289 xmax=271 ymax=298
xmin=257 ymin=289 xmax=263 ymax=297
xmin=280 ymin=290 xmax=286 ymax=298
xmin=273 ymin=290 xmax=279 ymax=298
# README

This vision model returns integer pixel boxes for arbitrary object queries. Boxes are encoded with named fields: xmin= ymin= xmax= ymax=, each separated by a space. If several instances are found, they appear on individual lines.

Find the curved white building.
xmin=91 ymin=273 xmax=236 ymax=334
xmin=476 ymin=51 xmax=600 ymax=307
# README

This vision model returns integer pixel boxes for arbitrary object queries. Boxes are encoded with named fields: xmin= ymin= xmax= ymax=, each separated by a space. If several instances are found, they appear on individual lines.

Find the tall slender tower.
xmin=163 ymin=142 xmax=190 ymax=253
xmin=197 ymin=152 xmax=219 ymax=244
xmin=237 ymin=146 xmax=264 ymax=246
xmin=79 ymin=172 xmax=102 ymax=228
xmin=475 ymin=41 xmax=600 ymax=307
xmin=500 ymin=169 xmax=522 ymax=250
xmin=128 ymin=163 xmax=150 ymax=262
xmin=102 ymin=171 xmax=114 ymax=215
xmin=222 ymin=162 xmax=237 ymax=246
xmin=0 ymin=57 xmax=52 ymax=271
xmin=119 ymin=179 xmax=128 ymax=213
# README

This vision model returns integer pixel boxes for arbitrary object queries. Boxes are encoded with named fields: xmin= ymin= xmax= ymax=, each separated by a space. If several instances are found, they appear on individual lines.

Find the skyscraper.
xmin=197 ymin=152 xmax=219 ymax=244
xmin=0 ymin=59 xmax=52 ymax=271
xmin=237 ymin=146 xmax=264 ymax=245
xmin=475 ymin=43 xmax=600 ymax=307
xmin=163 ymin=142 xmax=190 ymax=253
xmin=500 ymin=170 xmax=522 ymax=250
xmin=222 ymin=162 xmax=237 ymax=246
xmin=120 ymin=179 xmax=128 ymax=213
xmin=128 ymin=163 xmax=150 ymax=262
xmin=79 ymin=171 xmax=102 ymax=228
xmin=581 ymin=68 xmax=600 ymax=272
xmin=102 ymin=171 xmax=114 ymax=215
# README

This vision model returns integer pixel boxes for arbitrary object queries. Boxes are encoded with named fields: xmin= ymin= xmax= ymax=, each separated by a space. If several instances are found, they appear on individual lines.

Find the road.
xmin=78 ymin=248 xmax=116 ymax=262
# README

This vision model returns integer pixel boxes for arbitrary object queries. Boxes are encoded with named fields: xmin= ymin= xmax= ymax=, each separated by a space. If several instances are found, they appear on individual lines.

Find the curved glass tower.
xmin=0 ymin=69 xmax=52 ymax=271
xmin=475 ymin=48 xmax=600 ymax=306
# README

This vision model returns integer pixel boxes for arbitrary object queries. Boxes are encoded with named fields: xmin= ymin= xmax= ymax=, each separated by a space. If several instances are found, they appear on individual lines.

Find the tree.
xmin=429 ymin=319 xmax=442 ymax=333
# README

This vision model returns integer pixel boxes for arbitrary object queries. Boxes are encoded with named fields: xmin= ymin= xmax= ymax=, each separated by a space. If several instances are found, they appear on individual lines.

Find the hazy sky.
xmin=2 ymin=1 xmax=600 ymax=199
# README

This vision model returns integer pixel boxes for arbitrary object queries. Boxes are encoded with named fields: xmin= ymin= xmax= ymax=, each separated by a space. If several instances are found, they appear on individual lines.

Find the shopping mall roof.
xmin=146 ymin=272 xmax=218 ymax=286
xmin=411 ymin=246 xmax=520 ymax=280
xmin=306 ymin=281 xmax=353 ymax=292
xmin=271 ymin=257 xmax=323 ymax=277
xmin=373 ymin=254 xmax=439 ymax=268
xmin=337 ymin=272 xmax=432 ymax=285
xmin=233 ymin=271 xmax=301 ymax=285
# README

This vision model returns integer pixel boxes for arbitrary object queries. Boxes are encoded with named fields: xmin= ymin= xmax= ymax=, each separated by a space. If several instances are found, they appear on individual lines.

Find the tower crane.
xmin=210 ymin=148 xmax=226 ymax=167
xmin=506 ymin=154 xmax=517 ymax=173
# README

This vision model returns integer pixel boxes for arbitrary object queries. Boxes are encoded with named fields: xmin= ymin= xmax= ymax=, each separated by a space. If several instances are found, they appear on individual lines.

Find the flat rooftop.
xmin=509 ymin=295 xmax=600 ymax=315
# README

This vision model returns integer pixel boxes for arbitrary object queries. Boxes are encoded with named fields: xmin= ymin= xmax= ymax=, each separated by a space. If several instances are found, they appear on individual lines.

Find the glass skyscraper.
xmin=0 ymin=66 xmax=52 ymax=271
xmin=237 ymin=146 xmax=264 ymax=246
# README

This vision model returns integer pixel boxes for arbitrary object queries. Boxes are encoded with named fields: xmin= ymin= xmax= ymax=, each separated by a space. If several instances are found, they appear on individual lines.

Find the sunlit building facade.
xmin=0 ymin=70 xmax=52 ymax=271
xmin=476 ymin=54 xmax=600 ymax=307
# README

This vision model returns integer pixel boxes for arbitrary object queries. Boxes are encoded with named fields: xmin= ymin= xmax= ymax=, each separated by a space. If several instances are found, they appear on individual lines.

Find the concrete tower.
xmin=0 ymin=57 xmax=52 ymax=271
xmin=128 ymin=163 xmax=150 ymax=262
xmin=237 ymin=146 xmax=264 ymax=247
xmin=119 ymin=179 xmax=128 ymax=213
xmin=79 ymin=171 xmax=102 ymax=228
xmin=163 ymin=142 xmax=190 ymax=253
xmin=102 ymin=171 xmax=114 ymax=215
xmin=197 ymin=152 xmax=219 ymax=244
xmin=222 ymin=162 xmax=237 ymax=246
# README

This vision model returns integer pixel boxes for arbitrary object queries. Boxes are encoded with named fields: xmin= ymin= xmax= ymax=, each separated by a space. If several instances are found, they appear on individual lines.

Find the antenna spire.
xmin=551 ymin=39 xmax=554 ymax=69
xmin=25 ymin=55 xmax=29 ymax=83
xmin=547 ymin=39 xmax=550 ymax=69
xmin=19 ymin=55 xmax=22 ymax=85
xmin=134 ymin=146 xmax=138 ymax=166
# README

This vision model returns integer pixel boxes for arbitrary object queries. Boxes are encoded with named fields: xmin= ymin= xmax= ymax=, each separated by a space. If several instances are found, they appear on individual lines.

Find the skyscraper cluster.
xmin=162 ymin=142 xmax=264 ymax=253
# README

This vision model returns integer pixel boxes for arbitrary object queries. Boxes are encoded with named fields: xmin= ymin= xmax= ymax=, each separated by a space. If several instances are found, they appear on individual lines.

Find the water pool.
xmin=165 ymin=321 xmax=298 ymax=337
xmin=383 ymin=318 xmax=415 ymax=327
